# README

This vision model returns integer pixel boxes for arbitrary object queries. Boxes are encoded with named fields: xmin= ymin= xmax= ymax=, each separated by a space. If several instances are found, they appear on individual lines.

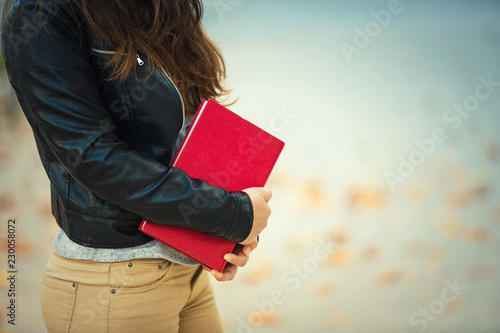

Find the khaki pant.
xmin=40 ymin=253 xmax=224 ymax=333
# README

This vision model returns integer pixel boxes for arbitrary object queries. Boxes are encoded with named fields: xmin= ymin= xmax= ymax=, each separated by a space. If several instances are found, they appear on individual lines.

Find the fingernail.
xmin=224 ymin=254 xmax=231 ymax=262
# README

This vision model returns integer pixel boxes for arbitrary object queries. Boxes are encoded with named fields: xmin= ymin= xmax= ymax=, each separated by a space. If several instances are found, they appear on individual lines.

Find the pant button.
xmin=158 ymin=265 xmax=162 ymax=270
xmin=111 ymin=289 xmax=116 ymax=294
xmin=128 ymin=262 xmax=133 ymax=267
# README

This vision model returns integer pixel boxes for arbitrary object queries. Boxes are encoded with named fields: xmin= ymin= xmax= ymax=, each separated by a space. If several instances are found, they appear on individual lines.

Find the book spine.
xmin=171 ymin=99 xmax=208 ymax=167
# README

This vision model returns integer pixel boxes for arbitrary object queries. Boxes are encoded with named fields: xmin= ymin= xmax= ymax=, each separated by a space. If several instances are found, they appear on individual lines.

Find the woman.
xmin=1 ymin=0 xmax=272 ymax=332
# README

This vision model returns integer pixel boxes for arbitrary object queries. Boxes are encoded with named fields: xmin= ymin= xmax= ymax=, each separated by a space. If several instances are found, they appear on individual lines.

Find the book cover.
xmin=140 ymin=99 xmax=285 ymax=272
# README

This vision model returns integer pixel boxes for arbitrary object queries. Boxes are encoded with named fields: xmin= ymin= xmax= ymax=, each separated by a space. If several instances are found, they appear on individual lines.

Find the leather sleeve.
xmin=0 ymin=1 xmax=253 ymax=243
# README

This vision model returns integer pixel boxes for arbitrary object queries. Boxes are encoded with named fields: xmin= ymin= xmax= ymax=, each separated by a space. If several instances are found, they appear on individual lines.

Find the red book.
xmin=139 ymin=99 xmax=285 ymax=272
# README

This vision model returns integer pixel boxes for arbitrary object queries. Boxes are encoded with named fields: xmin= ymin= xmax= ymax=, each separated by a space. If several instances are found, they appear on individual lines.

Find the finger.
xmin=225 ymin=243 xmax=253 ymax=261
xmin=242 ymin=246 xmax=251 ymax=256
xmin=258 ymin=188 xmax=272 ymax=203
xmin=232 ymin=243 xmax=245 ymax=255
xmin=210 ymin=269 xmax=225 ymax=280
xmin=247 ymin=240 xmax=259 ymax=252
xmin=234 ymin=244 xmax=251 ymax=256
xmin=220 ymin=264 xmax=237 ymax=281
xmin=237 ymin=240 xmax=258 ymax=253
xmin=224 ymin=253 xmax=249 ymax=267
xmin=211 ymin=265 xmax=237 ymax=281
xmin=239 ymin=237 xmax=257 ymax=246
xmin=202 ymin=265 xmax=211 ymax=271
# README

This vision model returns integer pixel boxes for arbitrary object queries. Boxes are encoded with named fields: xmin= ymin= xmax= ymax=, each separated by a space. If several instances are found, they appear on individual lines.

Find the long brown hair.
xmin=80 ymin=0 xmax=229 ymax=116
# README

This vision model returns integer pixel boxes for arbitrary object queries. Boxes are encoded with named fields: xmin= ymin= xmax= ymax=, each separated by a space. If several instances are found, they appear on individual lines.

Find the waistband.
xmin=44 ymin=252 xmax=200 ymax=288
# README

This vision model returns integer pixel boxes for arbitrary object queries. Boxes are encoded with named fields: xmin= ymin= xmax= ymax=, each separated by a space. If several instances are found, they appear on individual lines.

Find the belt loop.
xmin=106 ymin=262 xmax=112 ymax=289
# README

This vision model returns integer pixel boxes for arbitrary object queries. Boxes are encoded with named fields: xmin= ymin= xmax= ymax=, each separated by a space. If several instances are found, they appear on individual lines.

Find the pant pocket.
xmin=40 ymin=273 xmax=78 ymax=333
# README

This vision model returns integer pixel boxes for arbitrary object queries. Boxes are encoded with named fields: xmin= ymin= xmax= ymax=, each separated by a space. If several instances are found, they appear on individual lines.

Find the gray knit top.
xmin=52 ymin=228 xmax=199 ymax=265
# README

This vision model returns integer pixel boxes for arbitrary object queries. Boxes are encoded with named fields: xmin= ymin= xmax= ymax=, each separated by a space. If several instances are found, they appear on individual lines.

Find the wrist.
xmin=222 ymin=191 xmax=253 ymax=242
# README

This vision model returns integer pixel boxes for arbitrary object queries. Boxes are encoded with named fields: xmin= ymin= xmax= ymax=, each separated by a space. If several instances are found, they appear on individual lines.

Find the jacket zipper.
xmin=91 ymin=47 xmax=185 ymax=127
xmin=92 ymin=48 xmax=144 ymax=66
xmin=136 ymin=54 xmax=144 ymax=66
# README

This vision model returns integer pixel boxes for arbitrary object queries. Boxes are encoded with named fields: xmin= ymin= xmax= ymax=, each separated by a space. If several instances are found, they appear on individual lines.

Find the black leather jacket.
xmin=0 ymin=0 xmax=253 ymax=248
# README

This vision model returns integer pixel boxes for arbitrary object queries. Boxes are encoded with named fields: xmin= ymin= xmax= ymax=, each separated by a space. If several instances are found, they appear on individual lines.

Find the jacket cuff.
xmin=223 ymin=191 xmax=253 ymax=243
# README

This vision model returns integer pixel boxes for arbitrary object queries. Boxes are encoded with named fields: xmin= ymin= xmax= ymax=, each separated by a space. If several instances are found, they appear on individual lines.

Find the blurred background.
xmin=1 ymin=0 xmax=499 ymax=332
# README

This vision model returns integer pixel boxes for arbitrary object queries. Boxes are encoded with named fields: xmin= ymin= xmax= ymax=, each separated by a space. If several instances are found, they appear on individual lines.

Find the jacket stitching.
xmin=120 ymin=82 xmax=140 ymax=151
xmin=66 ymin=170 xmax=71 ymax=209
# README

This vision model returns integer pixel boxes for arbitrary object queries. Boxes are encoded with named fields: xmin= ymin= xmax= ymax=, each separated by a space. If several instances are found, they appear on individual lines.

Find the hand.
xmin=240 ymin=187 xmax=272 ymax=245
xmin=203 ymin=239 xmax=258 ymax=281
